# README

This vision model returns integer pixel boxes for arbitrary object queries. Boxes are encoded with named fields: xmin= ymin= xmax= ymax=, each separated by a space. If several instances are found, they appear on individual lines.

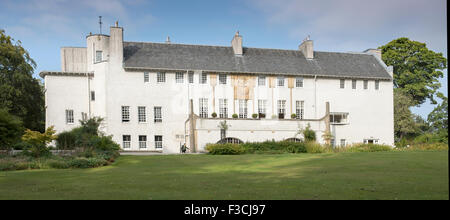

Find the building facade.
xmin=40 ymin=24 xmax=394 ymax=153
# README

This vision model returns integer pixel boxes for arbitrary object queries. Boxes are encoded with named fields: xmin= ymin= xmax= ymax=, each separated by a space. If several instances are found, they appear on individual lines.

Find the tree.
xmin=379 ymin=37 xmax=447 ymax=106
xmin=0 ymin=29 xmax=45 ymax=132
xmin=21 ymin=126 xmax=57 ymax=157
xmin=427 ymin=93 xmax=448 ymax=133
xmin=393 ymin=89 xmax=417 ymax=140
xmin=0 ymin=108 xmax=23 ymax=150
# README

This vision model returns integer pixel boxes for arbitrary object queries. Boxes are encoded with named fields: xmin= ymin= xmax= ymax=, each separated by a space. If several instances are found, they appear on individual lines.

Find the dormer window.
xmin=95 ymin=51 xmax=102 ymax=63
xmin=330 ymin=112 xmax=349 ymax=124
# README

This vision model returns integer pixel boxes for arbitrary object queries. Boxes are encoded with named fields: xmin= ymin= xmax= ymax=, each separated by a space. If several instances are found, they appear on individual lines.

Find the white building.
xmin=40 ymin=24 xmax=394 ymax=153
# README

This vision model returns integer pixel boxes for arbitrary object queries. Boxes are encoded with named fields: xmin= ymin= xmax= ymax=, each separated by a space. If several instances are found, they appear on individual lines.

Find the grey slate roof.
xmin=123 ymin=42 xmax=392 ymax=80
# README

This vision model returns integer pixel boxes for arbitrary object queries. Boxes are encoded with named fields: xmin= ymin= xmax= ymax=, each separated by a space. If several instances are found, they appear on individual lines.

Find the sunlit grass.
xmin=0 ymin=151 xmax=447 ymax=200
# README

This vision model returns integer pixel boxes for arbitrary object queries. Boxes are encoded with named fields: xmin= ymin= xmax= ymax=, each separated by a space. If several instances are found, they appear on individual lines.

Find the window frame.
xmin=139 ymin=135 xmax=147 ymax=149
xmin=188 ymin=72 xmax=194 ymax=84
xmin=175 ymin=72 xmax=184 ymax=83
xmin=219 ymin=74 xmax=227 ymax=85
xmin=155 ymin=135 xmax=163 ymax=149
xmin=144 ymin=72 xmax=149 ymax=83
xmin=200 ymin=73 xmax=207 ymax=84
xmin=238 ymin=99 xmax=248 ymax=119
xmin=95 ymin=50 xmax=102 ymax=63
xmin=329 ymin=112 xmax=349 ymax=124
xmin=363 ymin=80 xmax=368 ymax=90
xmin=123 ymin=135 xmax=131 ymax=149
xmin=66 ymin=109 xmax=74 ymax=124
xmin=219 ymin=99 xmax=228 ymax=118
xmin=199 ymin=98 xmax=208 ymax=118
xmin=277 ymin=76 xmax=285 ymax=87
xmin=352 ymin=79 xmax=357 ymax=89
xmin=375 ymin=80 xmax=379 ymax=90
xmin=295 ymin=77 xmax=304 ymax=88
xmin=277 ymin=100 xmax=286 ymax=119
xmin=296 ymin=100 xmax=304 ymax=119
xmin=138 ymin=106 xmax=146 ymax=123
xmin=121 ymin=106 xmax=130 ymax=122
xmin=154 ymin=106 xmax=162 ymax=123
xmin=258 ymin=76 xmax=266 ymax=86
xmin=340 ymin=79 xmax=345 ymax=89
xmin=157 ymin=72 xmax=166 ymax=83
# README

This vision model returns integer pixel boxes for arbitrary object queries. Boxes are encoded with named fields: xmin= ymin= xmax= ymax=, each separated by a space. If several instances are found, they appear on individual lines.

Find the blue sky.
xmin=0 ymin=0 xmax=447 ymax=118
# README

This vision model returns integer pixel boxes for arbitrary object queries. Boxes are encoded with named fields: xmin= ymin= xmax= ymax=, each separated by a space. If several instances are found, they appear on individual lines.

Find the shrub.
xmin=211 ymin=112 xmax=217 ymax=118
xmin=21 ymin=126 xmax=57 ymax=158
xmin=302 ymin=124 xmax=316 ymax=142
xmin=205 ymin=143 xmax=245 ymax=155
xmin=232 ymin=114 xmax=238 ymax=118
xmin=395 ymin=142 xmax=448 ymax=151
xmin=291 ymin=113 xmax=297 ymax=119
xmin=241 ymin=141 xmax=307 ymax=154
xmin=68 ymin=157 xmax=107 ymax=168
xmin=252 ymin=114 xmax=258 ymax=119
xmin=343 ymin=143 xmax=392 ymax=152
xmin=0 ymin=108 xmax=23 ymax=151
xmin=56 ymin=130 xmax=78 ymax=150
xmin=305 ymin=142 xmax=332 ymax=153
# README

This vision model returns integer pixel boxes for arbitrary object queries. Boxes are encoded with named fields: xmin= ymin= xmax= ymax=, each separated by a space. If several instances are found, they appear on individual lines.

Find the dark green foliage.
xmin=379 ymin=37 xmax=447 ymax=106
xmin=302 ymin=124 xmax=316 ymax=142
xmin=205 ymin=143 xmax=245 ymax=155
xmin=252 ymin=113 xmax=258 ymax=119
xmin=56 ymin=130 xmax=78 ymax=150
xmin=0 ymin=30 xmax=44 ymax=132
xmin=232 ymin=114 xmax=238 ymax=118
xmin=67 ymin=157 xmax=107 ymax=168
xmin=0 ymin=108 xmax=23 ymax=150
xmin=211 ymin=112 xmax=217 ymax=118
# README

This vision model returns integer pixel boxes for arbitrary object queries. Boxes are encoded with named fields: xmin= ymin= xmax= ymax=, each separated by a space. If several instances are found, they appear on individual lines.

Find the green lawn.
xmin=0 ymin=151 xmax=448 ymax=200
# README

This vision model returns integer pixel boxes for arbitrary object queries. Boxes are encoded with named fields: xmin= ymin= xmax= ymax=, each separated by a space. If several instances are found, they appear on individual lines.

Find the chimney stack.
xmin=231 ymin=31 xmax=243 ymax=56
xmin=364 ymin=48 xmax=382 ymax=60
xmin=299 ymin=36 xmax=314 ymax=59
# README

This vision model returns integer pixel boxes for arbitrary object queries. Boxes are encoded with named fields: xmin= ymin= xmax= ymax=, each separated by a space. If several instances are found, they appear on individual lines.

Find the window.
xmin=340 ymin=139 xmax=346 ymax=147
xmin=330 ymin=112 xmax=349 ymax=124
xmin=352 ymin=79 xmax=356 ymax=89
xmin=364 ymin=139 xmax=379 ymax=144
xmin=219 ymin=74 xmax=227 ymax=85
xmin=139 ymin=135 xmax=147 ymax=148
xmin=296 ymin=101 xmax=304 ymax=119
xmin=121 ymin=106 xmax=130 ymax=122
xmin=258 ymin=100 xmax=267 ymax=118
xmin=138 ymin=106 xmax=146 ymax=123
xmin=90 ymin=91 xmax=95 ymax=101
xmin=176 ymin=72 xmax=184 ymax=83
xmin=66 ymin=109 xmax=74 ymax=124
xmin=200 ymin=73 xmax=207 ymax=84
xmin=157 ymin=72 xmax=165 ymax=83
xmin=154 ymin=107 xmax=162 ymax=123
xmin=155 ymin=136 xmax=163 ymax=149
xmin=123 ymin=135 xmax=131 ymax=149
xmin=199 ymin=98 xmax=208 ymax=118
xmin=296 ymin=77 xmax=304 ymax=88
xmin=144 ymin=72 xmax=149 ymax=83
xmin=331 ymin=139 xmax=335 ymax=147
xmin=364 ymin=80 xmax=368 ymax=89
xmin=278 ymin=100 xmax=286 ymax=119
xmin=258 ymin=76 xmax=266 ymax=86
xmin=219 ymin=99 xmax=228 ymax=118
xmin=238 ymin=100 xmax=248 ymax=118
xmin=95 ymin=51 xmax=102 ymax=63
xmin=340 ymin=79 xmax=345 ymax=89
xmin=188 ymin=72 xmax=194 ymax=83
xmin=375 ymin=80 xmax=379 ymax=90
xmin=277 ymin=76 xmax=285 ymax=87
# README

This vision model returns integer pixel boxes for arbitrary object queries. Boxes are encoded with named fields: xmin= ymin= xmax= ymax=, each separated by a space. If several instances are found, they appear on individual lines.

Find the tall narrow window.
xmin=95 ymin=51 xmax=102 ymax=63
xmin=258 ymin=76 xmax=266 ymax=86
xmin=352 ymin=79 xmax=356 ymax=89
xmin=154 ymin=107 xmax=162 ymax=123
xmin=277 ymin=76 xmax=285 ymax=87
xmin=219 ymin=74 xmax=227 ymax=85
xmin=199 ymin=98 xmax=208 ymax=118
xmin=176 ymin=72 xmax=184 ymax=83
xmin=340 ymin=139 xmax=346 ymax=147
xmin=200 ymin=73 xmax=207 ymax=84
xmin=121 ymin=106 xmax=130 ymax=122
xmin=144 ymin=72 xmax=149 ymax=83
xmin=157 ymin=72 xmax=165 ymax=83
xmin=139 ymin=135 xmax=147 ymax=148
xmin=123 ymin=135 xmax=131 ymax=149
xmin=364 ymin=80 xmax=368 ymax=89
xmin=155 ymin=135 xmax=163 ymax=149
xmin=278 ymin=100 xmax=286 ymax=119
xmin=66 ymin=109 xmax=74 ymax=124
xmin=138 ymin=106 xmax=146 ymax=123
xmin=375 ymin=80 xmax=379 ymax=90
xmin=296 ymin=77 xmax=304 ymax=88
xmin=258 ymin=99 xmax=267 ymax=118
xmin=90 ymin=91 xmax=95 ymax=101
xmin=188 ymin=72 xmax=194 ymax=83
xmin=296 ymin=101 xmax=304 ymax=119
xmin=219 ymin=99 xmax=228 ymax=118
xmin=340 ymin=79 xmax=345 ymax=89
xmin=239 ymin=99 xmax=248 ymax=118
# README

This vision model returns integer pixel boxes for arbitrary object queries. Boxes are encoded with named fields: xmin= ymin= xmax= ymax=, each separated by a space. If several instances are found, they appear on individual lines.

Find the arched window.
xmin=217 ymin=137 xmax=243 ymax=144
xmin=284 ymin=137 xmax=303 ymax=143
